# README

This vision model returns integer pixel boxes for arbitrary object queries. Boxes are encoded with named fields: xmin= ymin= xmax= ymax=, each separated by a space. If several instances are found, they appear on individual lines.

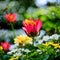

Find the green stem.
xmin=26 ymin=53 xmax=29 ymax=60
xmin=10 ymin=23 xmax=16 ymax=38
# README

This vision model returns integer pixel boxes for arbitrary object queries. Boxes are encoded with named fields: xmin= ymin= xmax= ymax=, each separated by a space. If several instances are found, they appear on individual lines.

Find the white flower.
xmin=34 ymin=42 xmax=37 ymax=47
xmin=37 ymin=40 xmax=43 ymax=44
xmin=35 ymin=0 xmax=48 ymax=7
xmin=9 ymin=44 xmax=19 ymax=50
xmin=21 ymin=48 xmax=25 ymax=51
xmin=50 ymin=34 xmax=60 ymax=40
xmin=7 ymin=52 xmax=12 ymax=55
xmin=40 ymin=30 xmax=46 ymax=37
xmin=29 ymin=42 xmax=33 ymax=45
xmin=23 ymin=44 xmax=25 ymax=46
xmin=42 ymin=35 xmax=50 ymax=41
xmin=36 ymin=49 xmax=42 ymax=54
xmin=36 ymin=49 xmax=41 ymax=52
xmin=24 ymin=49 xmax=31 ymax=53
xmin=56 ymin=49 xmax=60 ymax=53
xmin=15 ymin=52 xmax=22 ymax=56
xmin=11 ymin=49 xmax=18 ymax=53
xmin=48 ymin=0 xmax=56 ymax=3
xmin=13 ymin=52 xmax=22 ymax=57
xmin=35 ymin=30 xmax=46 ymax=40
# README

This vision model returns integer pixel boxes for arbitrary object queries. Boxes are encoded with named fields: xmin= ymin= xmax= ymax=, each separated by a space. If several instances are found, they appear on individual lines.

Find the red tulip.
xmin=22 ymin=19 xmax=42 ymax=37
xmin=5 ymin=13 xmax=16 ymax=23
xmin=1 ymin=42 xmax=10 ymax=51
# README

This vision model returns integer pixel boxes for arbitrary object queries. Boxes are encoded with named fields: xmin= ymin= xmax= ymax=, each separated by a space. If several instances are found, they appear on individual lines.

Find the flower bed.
xmin=0 ymin=18 xmax=60 ymax=60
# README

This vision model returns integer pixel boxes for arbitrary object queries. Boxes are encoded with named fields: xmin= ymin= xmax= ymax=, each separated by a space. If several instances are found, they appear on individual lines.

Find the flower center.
xmin=10 ymin=15 xmax=13 ymax=19
xmin=25 ymin=19 xmax=35 ymax=25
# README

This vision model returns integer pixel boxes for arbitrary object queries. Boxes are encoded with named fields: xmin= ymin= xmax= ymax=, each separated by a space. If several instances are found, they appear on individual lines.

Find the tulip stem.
xmin=10 ymin=23 xmax=16 ymax=38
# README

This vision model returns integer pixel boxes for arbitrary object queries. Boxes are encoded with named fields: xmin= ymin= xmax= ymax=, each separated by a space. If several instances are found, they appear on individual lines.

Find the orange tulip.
xmin=5 ymin=13 xmax=16 ymax=23
xmin=22 ymin=19 xmax=42 ymax=37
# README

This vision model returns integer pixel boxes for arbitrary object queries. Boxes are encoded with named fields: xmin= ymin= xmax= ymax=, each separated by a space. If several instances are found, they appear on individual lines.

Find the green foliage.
xmin=37 ymin=44 xmax=57 ymax=60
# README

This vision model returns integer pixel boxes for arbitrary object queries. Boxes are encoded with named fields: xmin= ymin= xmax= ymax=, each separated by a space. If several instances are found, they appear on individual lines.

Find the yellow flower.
xmin=14 ymin=35 xmax=32 ymax=44
xmin=9 ymin=58 xmax=15 ymax=60
xmin=9 ymin=56 xmax=19 ymax=60
xmin=51 ymin=43 xmax=60 ymax=48
xmin=58 ymin=46 xmax=60 ymax=48
xmin=43 ymin=42 xmax=60 ymax=49
xmin=0 ymin=46 xmax=3 ymax=50
xmin=43 ymin=42 xmax=53 ymax=46
xmin=43 ymin=43 xmax=49 ymax=46
xmin=48 ymin=42 xmax=53 ymax=45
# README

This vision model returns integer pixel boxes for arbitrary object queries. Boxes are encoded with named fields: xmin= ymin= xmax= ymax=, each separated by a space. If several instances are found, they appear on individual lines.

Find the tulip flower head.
xmin=1 ymin=42 xmax=10 ymax=51
xmin=22 ymin=19 xmax=42 ymax=37
xmin=5 ymin=13 xmax=16 ymax=23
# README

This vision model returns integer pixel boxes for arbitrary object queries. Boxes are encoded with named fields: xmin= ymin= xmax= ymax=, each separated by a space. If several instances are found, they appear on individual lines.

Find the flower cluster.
xmin=7 ymin=31 xmax=60 ymax=60
xmin=34 ymin=33 xmax=60 ymax=46
xmin=0 ymin=16 xmax=60 ymax=60
xmin=7 ymin=44 xmax=31 ymax=57
xmin=43 ymin=42 xmax=60 ymax=49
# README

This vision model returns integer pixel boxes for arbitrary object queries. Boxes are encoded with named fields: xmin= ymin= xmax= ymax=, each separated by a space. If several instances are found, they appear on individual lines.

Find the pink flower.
xmin=22 ymin=19 xmax=42 ymax=37
xmin=5 ymin=13 xmax=16 ymax=23
xmin=1 ymin=42 xmax=10 ymax=51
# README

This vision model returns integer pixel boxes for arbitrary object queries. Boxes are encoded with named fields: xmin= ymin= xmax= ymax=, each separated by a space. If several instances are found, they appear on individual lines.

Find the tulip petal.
xmin=22 ymin=27 xmax=29 ymax=34
xmin=36 ymin=20 xmax=42 ymax=32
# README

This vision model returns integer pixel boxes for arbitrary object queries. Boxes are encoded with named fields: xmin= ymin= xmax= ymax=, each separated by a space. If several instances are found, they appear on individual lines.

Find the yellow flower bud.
xmin=0 ymin=46 xmax=3 ymax=50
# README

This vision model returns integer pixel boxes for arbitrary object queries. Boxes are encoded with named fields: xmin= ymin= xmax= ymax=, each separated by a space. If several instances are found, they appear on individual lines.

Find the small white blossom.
xmin=35 ymin=30 xmax=46 ymax=40
xmin=56 ymin=49 xmax=60 ymax=52
xmin=30 ymin=42 xmax=33 ymax=45
xmin=9 ymin=44 xmax=19 ymax=50
xmin=14 ymin=52 xmax=22 ymax=57
xmin=35 ymin=0 xmax=48 ymax=7
xmin=36 ymin=49 xmax=42 ymax=54
xmin=23 ymin=44 xmax=25 ymax=46
xmin=50 ymin=34 xmax=60 ymax=40
xmin=24 ymin=49 xmax=31 ymax=53
xmin=13 ymin=52 xmax=22 ymax=57
xmin=36 ymin=49 xmax=41 ymax=52
xmin=37 ymin=40 xmax=43 ymax=44
xmin=42 ymin=35 xmax=50 ymax=41
xmin=21 ymin=48 xmax=25 ymax=51
xmin=48 ymin=0 xmax=56 ymax=3
xmin=40 ymin=30 xmax=46 ymax=37
xmin=7 ymin=52 xmax=12 ymax=55
xmin=34 ymin=42 xmax=37 ymax=47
